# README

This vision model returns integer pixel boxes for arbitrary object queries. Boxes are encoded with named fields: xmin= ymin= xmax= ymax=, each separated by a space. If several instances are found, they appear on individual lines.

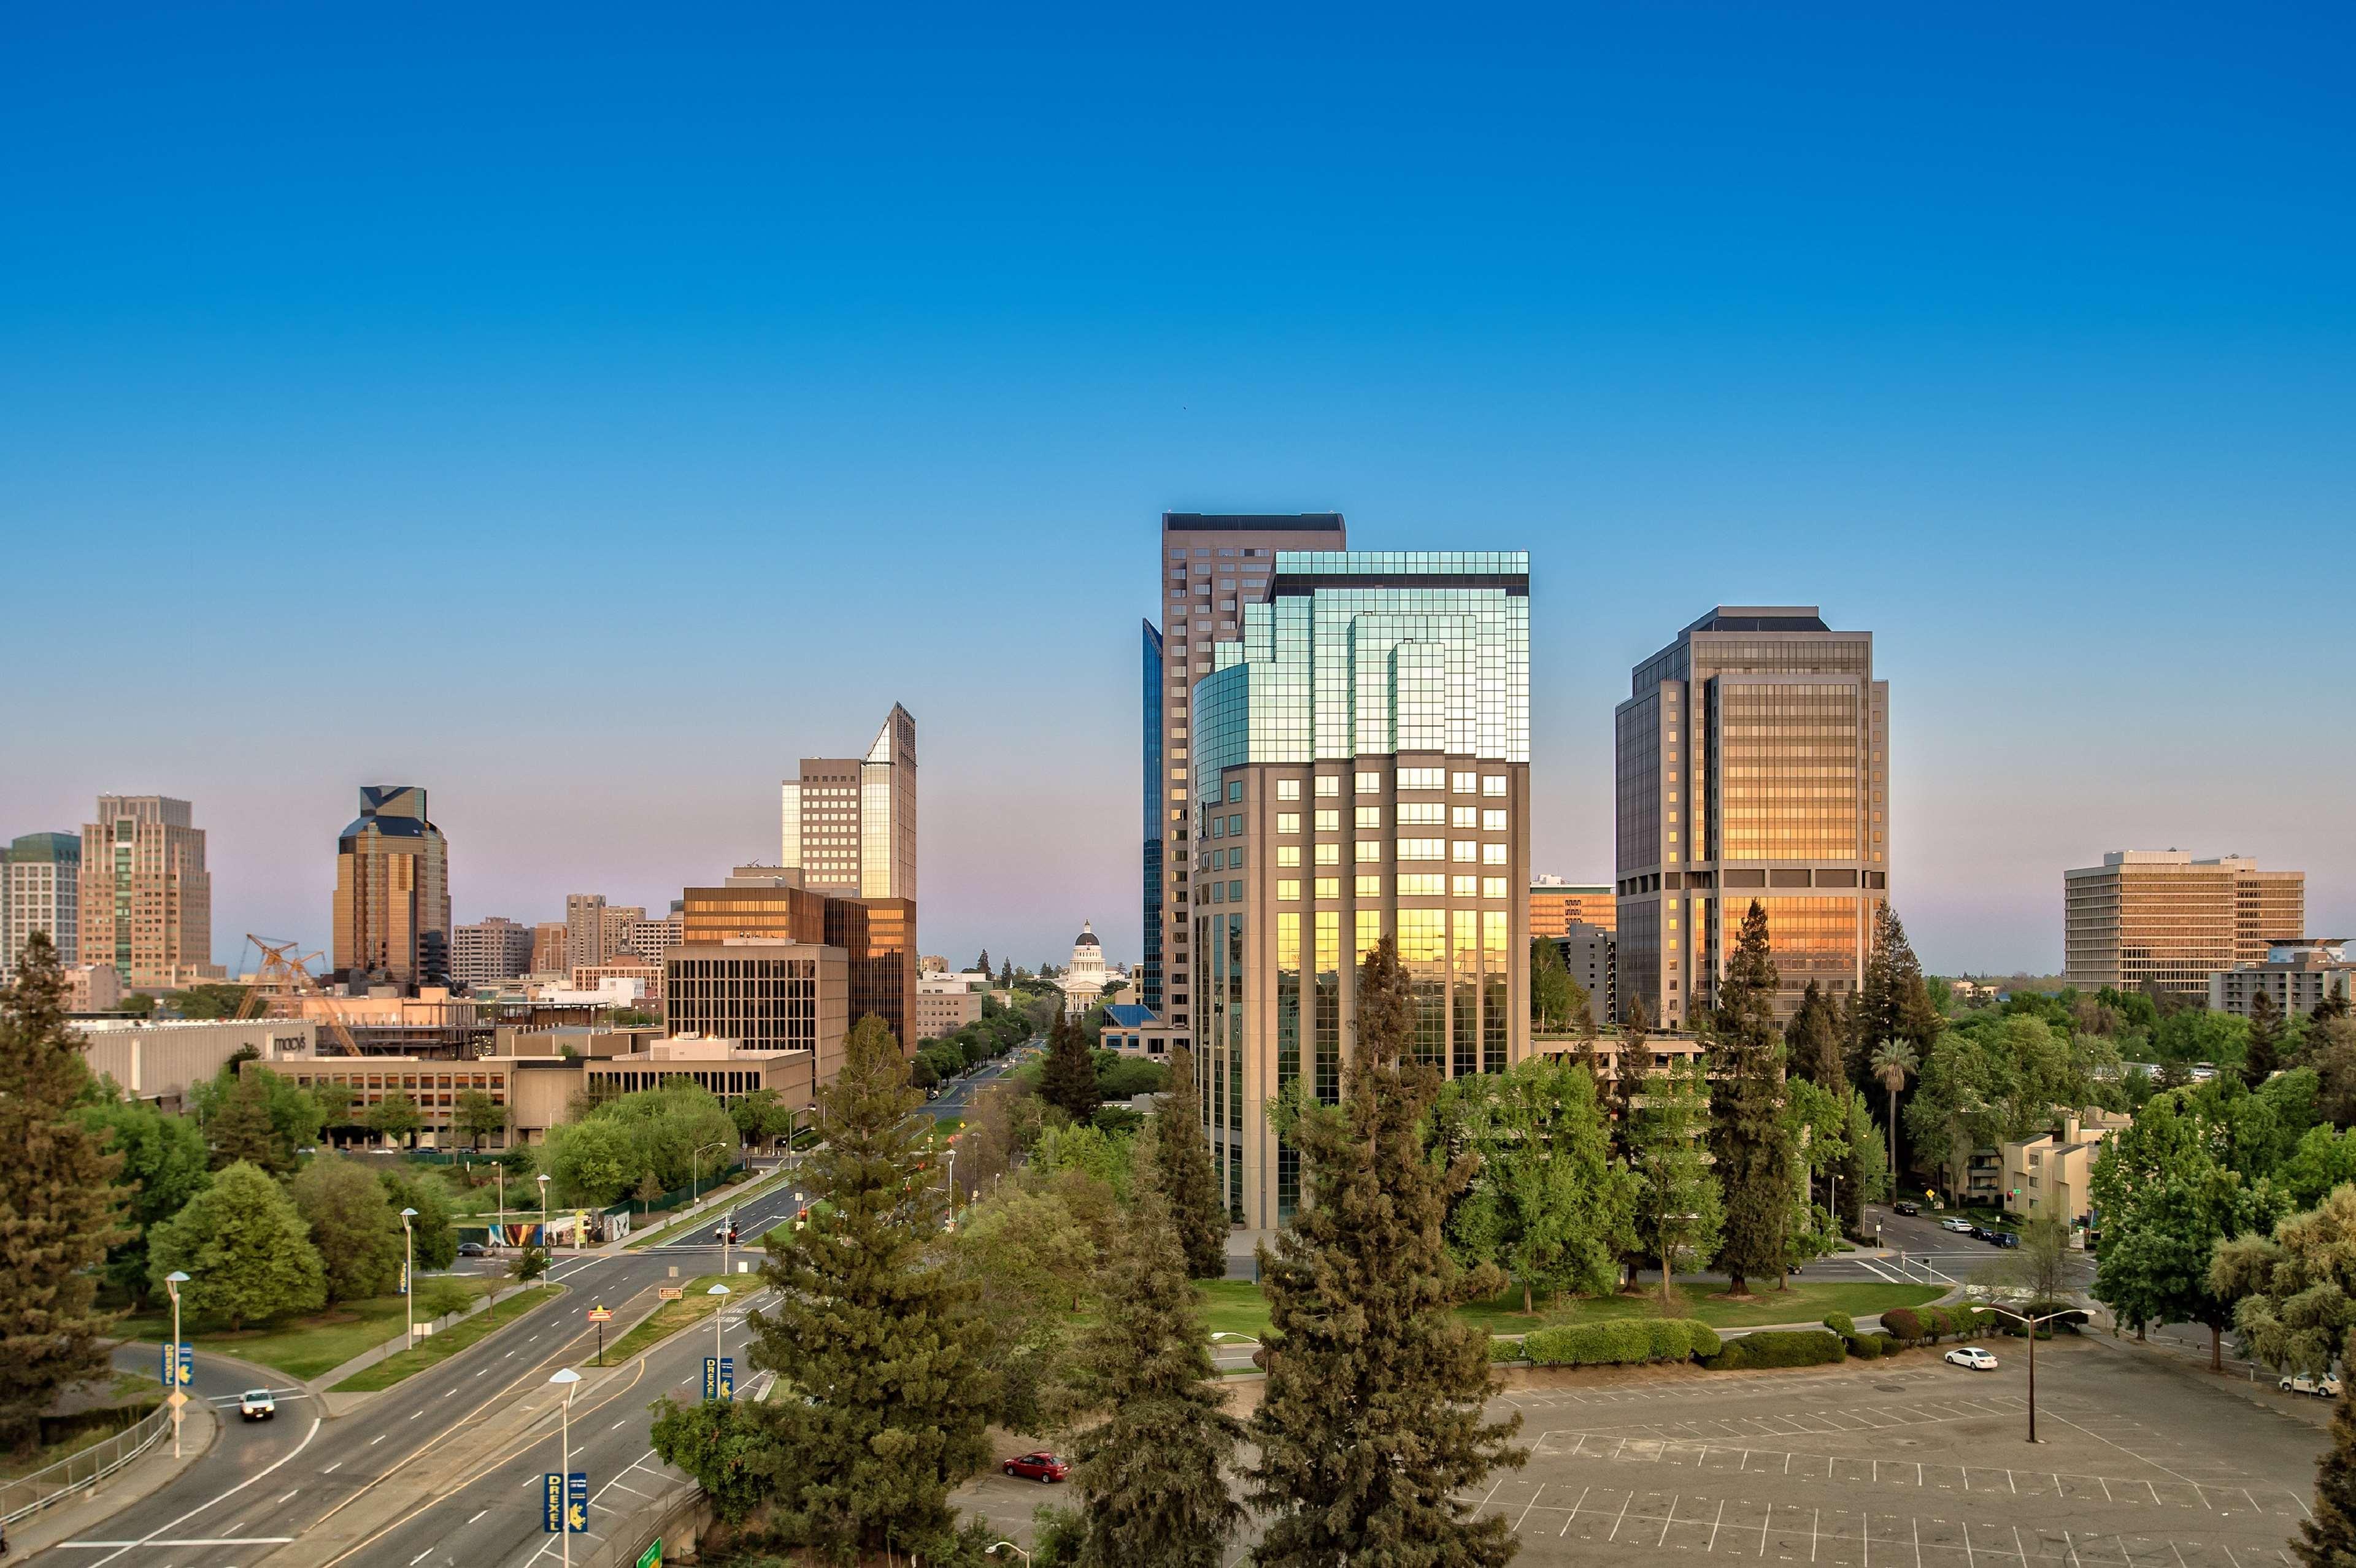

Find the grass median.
xmin=329 ymin=1285 xmax=564 ymax=1393
xmin=123 ymin=1276 xmax=504 ymax=1382
xmin=604 ymin=1275 xmax=739 ymax=1365
xmin=624 ymin=1166 xmax=798 ymax=1251
xmin=1188 ymin=1278 xmax=1945 ymax=1344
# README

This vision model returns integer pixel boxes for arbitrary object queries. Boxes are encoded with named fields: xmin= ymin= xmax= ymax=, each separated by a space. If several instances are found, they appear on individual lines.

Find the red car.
xmin=1002 ymin=1450 xmax=1070 ymax=1483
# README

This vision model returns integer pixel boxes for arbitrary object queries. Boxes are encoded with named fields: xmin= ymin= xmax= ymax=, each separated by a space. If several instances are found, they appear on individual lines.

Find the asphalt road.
xmin=32 ymin=1166 xmax=816 ymax=1568
xmin=923 ymin=1051 xmax=1028 ymax=1120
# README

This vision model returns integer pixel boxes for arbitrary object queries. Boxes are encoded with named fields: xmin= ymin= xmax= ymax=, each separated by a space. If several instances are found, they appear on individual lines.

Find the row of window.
xmin=1271 ymin=875 xmax=1512 ymax=899
xmin=1265 ymin=805 xmax=1510 ymax=831
xmin=1258 ymin=771 xmax=1507 ymax=800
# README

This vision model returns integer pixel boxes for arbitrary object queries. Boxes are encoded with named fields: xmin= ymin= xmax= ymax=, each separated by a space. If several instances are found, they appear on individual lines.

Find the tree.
xmin=1063 ymin=1166 xmax=1244 ymax=1568
xmin=1710 ymin=901 xmax=1792 ymax=1296
xmin=366 ymin=1090 xmax=425 ymax=1148
xmin=80 ymin=1086 xmax=210 ymax=1308
xmin=950 ymin=1178 xmax=1096 ymax=1431
xmin=510 ymin=1245 xmax=549 ymax=1287
xmin=544 ymin=1116 xmax=646 ymax=1206
xmin=1155 ymin=1045 xmax=1228 ymax=1278
xmin=1000 ymin=959 xmax=1015 ymax=988
xmin=1449 ymin=1053 xmax=1634 ymax=1312
xmin=193 ymin=1063 xmax=323 ymax=1172
xmin=661 ymin=1014 xmax=990 ymax=1561
xmin=728 ymin=1087 xmax=797 ymax=1147
xmin=1785 ymin=1075 xmax=1853 ymax=1267
xmin=1837 ymin=1085 xmax=1890 ymax=1227
xmin=1244 ymin=937 xmax=1525 ymax=1568
xmin=1788 ymin=980 xmax=1846 ymax=1089
xmin=1041 ymin=1007 xmax=1102 ymax=1123
xmin=1628 ymin=1052 xmax=1723 ymax=1311
xmin=207 ymin=1070 xmax=296 ymax=1173
xmin=1528 ymin=937 xmax=1585 ymax=1034
xmin=2245 ymin=990 xmax=2286 ymax=1088
xmin=2291 ymin=1329 xmax=2356 ymax=1568
xmin=1870 ymin=1040 xmax=1919 ymax=1184
xmin=290 ymin=1155 xmax=406 ymax=1302
xmin=2212 ymin=1185 xmax=2356 ymax=1376
xmin=1975 ymin=1209 xmax=2071 ymax=1308
xmin=379 ymin=1169 xmax=459 ymax=1270
xmin=1851 ymin=905 xmax=1940 ymax=1171
xmin=975 ymin=949 xmax=990 ymax=978
xmin=309 ymin=1078 xmax=356 ymax=1136
xmin=0 ymin=932 xmax=129 ymax=1455
xmin=147 ymin=1161 xmax=326 ymax=1332
xmin=453 ymin=1088 xmax=507 ymax=1150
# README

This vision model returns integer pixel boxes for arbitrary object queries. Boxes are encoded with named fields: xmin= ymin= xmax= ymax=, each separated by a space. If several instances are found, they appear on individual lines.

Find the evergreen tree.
xmin=1850 ymin=904 xmax=1938 ymax=1082
xmin=1001 ymin=959 xmax=1015 ymax=988
xmin=1156 ymin=1044 xmax=1229 ymax=1278
xmin=1630 ymin=1052 xmax=1722 ymax=1312
xmin=208 ymin=1070 xmax=294 ymax=1174
xmin=0 ymin=932 xmax=129 ymax=1455
xmin=1245 ymin=937 xmax=1525 ymax=1568
xmin=1709 ymin=901 xmax=1792 ymax=1296
xmin=2245 ymin=989 xmax=2285 ymax=1088
xmin=147 ymin=1161 xmax=326 ymax=1332
xmin=1788 ymin=980 xmax=1846 ymax=1089
xmin=976 ymin=948 xmax=990 ymax=978
xmin=1064 ymin=1166 xmax=1244 ymax=1568
xmin=674 ymin=1013 xmax=988 ymax=1561
xmin=291 ymin=1155 xmax=406 ymax=1302
xmin=2293 ymin=1330 xmax=2356 ymax=1568
xmin=1041 ymin=1008 xmax=1102 ymax=1123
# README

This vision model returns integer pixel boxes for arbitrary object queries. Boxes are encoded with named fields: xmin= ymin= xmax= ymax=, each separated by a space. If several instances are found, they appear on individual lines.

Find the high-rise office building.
xmin=2 ymin=831 xmax=80 ymax=980
xmin=679 ymin=870 xmax=911 ymax=1050
xmin=452 ymin=916 xmax=534 ymax=989
xmin=564 ymin=893 xmax=609 ymax=968
xmin=1614 ymin=607 xmax=1890 ymax=1028
xmin=1529 ymin=877 xmax=1615 ymax=939
xmin=79 ymin=796 xmax=216 ymax=987
xmin=1187 ymin=549 xmax=1531 ymax=1228
xmin=1145 ymin=513 xmax=1347 ymax=1022
xmin=531 ymin=921 xmax=570 ymax=975
xmin=2063 ymin=851 xmax=2304 ymax=999
xmin=332 ymin=786 xmax=452 ymax=987
xmin=778 ymin=705 xmax=917 ymax=901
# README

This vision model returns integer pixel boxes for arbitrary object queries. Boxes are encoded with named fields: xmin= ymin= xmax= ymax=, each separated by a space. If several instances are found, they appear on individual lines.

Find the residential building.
xmin=452 ymin=917 xmax=534 ymax=989
xmin=1998 ymin=1110 xmax=2131 ymax=1240
xmin=3 ymin=831 xmax=80 ymax=979
xmin=331 ymin=786 xmax=451 ymax=988
xmin=1145 ymin=512 xmax=1347 ymax=1024
xmin=78 ymin=796 xmax=217 ymax=987
xmin=600 ymin=904 xmax=647 ymax=962
xmin=1188 ymin=548 xmax=1531 ymax=1228
xmin=1614 ymin=608 xmax=1890 ymax=1028
xmin=913 ymin=988 xmax=983 ymax=1040
xmin=66 ymin=962 xmax=123 ymax=1012
xmin=777 ymin=705 xmax=917 ymax=901
xmin=2211 ymin=937 xmax=2355 ymax=1020
xmin=1056 ymin=921 xmax=1111 ymax=1017
xmin=681 ymin=870 xmax=912 ymax=1050
xmin=663 ymin=938 xmax=849 ymax=1090
xmin=1556 ymin=922 xmax=1615 ymax=1024
xmin=569 ymin=959 xmax=663 ymax=1007
xmin=531 ymin=921 xmax=569 ymax=975
xmin=1528 ymin=875 xmax=1615 ymax=939
xmin=564 ymin=893 xmax=609 ymax=967
xmin=1533 ymin=1028 xmax=1708 ymax=1085
xmin=624 ymin=913 xmax=683 ymax=966
xmin=2064 ymin=851 xmax=2307 ymax=999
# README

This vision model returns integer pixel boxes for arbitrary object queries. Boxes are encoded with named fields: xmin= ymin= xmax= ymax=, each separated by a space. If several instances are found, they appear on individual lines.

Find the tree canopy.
xmin=1447 ymin=1052 xmax=1634 ymax=1312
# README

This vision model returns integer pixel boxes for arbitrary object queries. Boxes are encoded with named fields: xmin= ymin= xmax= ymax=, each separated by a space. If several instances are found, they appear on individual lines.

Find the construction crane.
xmin=236 ymin=935 xmax=362 ymax=1056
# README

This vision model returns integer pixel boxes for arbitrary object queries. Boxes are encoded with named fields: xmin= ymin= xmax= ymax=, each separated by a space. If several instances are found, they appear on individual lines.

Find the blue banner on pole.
xmin=703 ymin=1356 xmax=718 ymax=1400
xmin=719 ymin=1355 xmax=734 ymax=1402
xmin=542 ymin=1473 xmax=564 ymax=1533
xmin=568 ymin=1471 xmax=589 ymax=1532
xmin=177 ymin=1344 xmax=193 ymax=1386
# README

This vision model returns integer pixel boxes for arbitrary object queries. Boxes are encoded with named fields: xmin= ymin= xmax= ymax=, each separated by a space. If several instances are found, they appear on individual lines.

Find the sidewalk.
xmin=5 ymin=1404 xmax=218 ymax=1560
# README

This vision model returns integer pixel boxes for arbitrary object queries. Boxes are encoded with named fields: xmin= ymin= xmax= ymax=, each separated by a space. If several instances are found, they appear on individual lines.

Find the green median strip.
xmin=604 ymin=1275 xmax=735 ymax=1365
xmin=623 ymin=1167 xmax=798 ymax=1250
xmin=124 ymin=1277 xmax=504 ymax=1382
xmin=330 ymin=1286 xmax=564 ymax=1392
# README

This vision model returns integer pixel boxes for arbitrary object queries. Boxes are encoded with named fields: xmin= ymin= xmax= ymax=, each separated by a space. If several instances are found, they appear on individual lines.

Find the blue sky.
xmin=2 ymin=3 xmax=2350 ymax=976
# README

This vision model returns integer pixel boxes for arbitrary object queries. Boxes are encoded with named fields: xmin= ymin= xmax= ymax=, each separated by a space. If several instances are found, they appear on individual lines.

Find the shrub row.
xmin=1822 ymin=1313 xmax=1901 ymax=1358
xmin=1702 ymin=1328 xmax=1847 ymax=1370
xmin=1522 ymin=1318 xmax=1722 ymax=1367
xmin=1879 ymin=1305 xmax=1999 ymax=1346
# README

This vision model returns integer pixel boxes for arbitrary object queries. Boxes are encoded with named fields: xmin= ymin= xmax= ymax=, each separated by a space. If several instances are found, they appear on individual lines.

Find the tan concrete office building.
xmin=79 ymin=795 xmax=217 ymax=987
xmin=664 ymin=938 xmax=849 ymax=1090
xmin=1614 ymin=609 xmax=1890 ymax=1028
xmin=2063 ymin=851 xmax=2305 ymax=999
xmin=453 ymin=917 xmax=534 ymax=988
xmin=1528 ymin=877 xmax=1615 ymax=939
xmin=332 ymin=786 xmax=450 ymax=986
xmin=77 ymin=1018 xmax=317 ymax=1110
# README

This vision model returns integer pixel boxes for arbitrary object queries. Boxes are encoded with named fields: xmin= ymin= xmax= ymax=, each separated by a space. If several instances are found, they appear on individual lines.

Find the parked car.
xmin=1944 ymin=1347 xmax=2000 ymax=1372
xmin=240 ymin=1389 xmax=278 ymax=1421
xmin=1002 ymin=1450 xmax=1071 ymax=1483
xmin=1893 ymin=1201 xmax=1920 ymax=1216
xmin=2281 ymin=1373 xmax=2344 ymax=1399
xmin=1942 ymin=1218 xmax=1975 ymax=1233
xmin=456 ymin=1240 xmax=488 ymax=1258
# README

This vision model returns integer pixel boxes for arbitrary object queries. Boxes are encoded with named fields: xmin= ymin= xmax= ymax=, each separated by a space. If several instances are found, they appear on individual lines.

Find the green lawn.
xmin=329 ymin=1286 xmax=562 ymax=1392
xmin=1186 ymin=1278 xmax=1944 ymax=1343
xmin=604 ymin=1275 xmax=733 ymax=1364
xmin=123 ymin=1277 xmax=502 ymax=1381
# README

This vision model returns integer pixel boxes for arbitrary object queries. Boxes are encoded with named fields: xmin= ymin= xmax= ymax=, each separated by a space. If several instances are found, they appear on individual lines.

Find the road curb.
xmin=311 ymin=1282 xmax=572 ymax=1410
xmin=5 ymin=1401 xmax=220 ymax=1559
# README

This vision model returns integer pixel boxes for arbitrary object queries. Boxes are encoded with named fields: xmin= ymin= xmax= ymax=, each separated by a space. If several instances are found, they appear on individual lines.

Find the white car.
xmin=2281 ymin=1373 xmax=2343 ymax=1399
xmin=1942 ymin=1218 xmax=1976 ymax=1233
xmin=239 ymin=1389 xmax=277 ymax=1421
xmin=1945 ymin=1347 xmax=2000 ymax=1371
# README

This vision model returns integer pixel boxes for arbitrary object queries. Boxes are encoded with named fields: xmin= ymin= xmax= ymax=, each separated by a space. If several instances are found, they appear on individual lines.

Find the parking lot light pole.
xmin=164 ymin=1270 xmax=190 ymax=1458
xmin=1976 ymin=1304 xmax=2077 ymax=1442
xmin=987 ymin=1540 xmax=1031 ymax=1564
xmin=400 ymin=1207 xmax=418 ymax=1347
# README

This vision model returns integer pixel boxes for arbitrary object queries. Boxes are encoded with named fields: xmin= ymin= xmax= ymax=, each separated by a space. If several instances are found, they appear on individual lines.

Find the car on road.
xmin=1002 ymin=1450 xmax=1070 ymax=1483
xmin=1990 ymin=1231 xmax=2020 ymax=1248
xmin=1942 ymin=1217 xmax=1976 ymax=1233
xmin=1893 ymin=1201 xmax=1920 ymax=1216
xmin=1944 ymin=1347 xmax=1999 ymax=1372
xmin=456 ymin=1240 xmax=488 ymax=1257
xmin=2281 ymin=1373 xmax=2343 ymax=1398
xmin=239 ymin=1389 xmax=278 ymax=1420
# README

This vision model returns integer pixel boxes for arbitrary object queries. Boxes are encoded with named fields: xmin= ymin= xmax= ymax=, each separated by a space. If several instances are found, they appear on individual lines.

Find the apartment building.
xmin=2211 ymin=937 xmax=2354 ymax=1020
xmin=452 ymin=917 xmax=534 ymax=989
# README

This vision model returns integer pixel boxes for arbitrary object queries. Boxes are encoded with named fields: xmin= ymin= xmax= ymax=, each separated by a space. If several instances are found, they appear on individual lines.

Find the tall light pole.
xmin=164 ymin=1270 xmax=190 ymax=1458
xmin=537 ymin=1171 xmax=550 ymax=1254
xmin=549 ymin=1367 xmax=581 ymax=1568
xmin=707 ymin=1282 xmax=730 ymax=1371
xmin=495 ymin=1163 xmax=506 ymax=1247
xmin=691 ymin=1140 xmax=726 ymax=1208
xmin=1976 ymin=1304 xmax=2081 ymax=1443
xmin=399 ymin=1207 xmax=418 ymax=1348
xmin=943 ymin=1145 xmax=958 ymax=1229
xmin=987 ymin=1541 xmax=1032 ymax=1564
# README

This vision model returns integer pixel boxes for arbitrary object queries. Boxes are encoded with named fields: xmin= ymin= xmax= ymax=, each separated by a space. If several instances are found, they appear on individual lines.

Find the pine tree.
xmin=208 ymin=1070 xmax=293 ymax=1174
xmin=1041 ymin=1008 xmax=1101 ymax=1124
xmin=1156 ymin=1044 xmax=1229 ymax=1278
xmin=146 ymin=1161 xmax=325 ymax=1333
xmin=2294 ymin=1329 xmax=2356 ymax=1568
xmin=1245 ymin=937 xmax=1525 ymax=1567
xmin=703 ymin=1013 xmax=990 ymax=1561
xmin=1709 ymin=901 xmax=1792 ymax=1297
xmin=1788 ymin=980 xmax=1846 ymax=1089
xmin=1064 ymin=1166 xmax=1244 ymax=1568
xmin=976 ymin=948 xmax=991 ymax=978
xmin=0 ymin=933 xmax=130 ymax=1455
xmin=2246 ymin=990 xmax=2285 ymax=1088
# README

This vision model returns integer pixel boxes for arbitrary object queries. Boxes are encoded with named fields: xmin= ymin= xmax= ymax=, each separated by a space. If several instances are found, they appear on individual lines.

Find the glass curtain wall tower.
xmin=1188 ymin=550 xmax=1531 ymax=1229
xmin=1613 ymin=607 xmax=1888 ymax=1028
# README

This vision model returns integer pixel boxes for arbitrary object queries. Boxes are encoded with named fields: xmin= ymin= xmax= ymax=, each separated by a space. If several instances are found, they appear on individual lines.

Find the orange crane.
xmin=236 ymin=935 xmax=362 ymax=1056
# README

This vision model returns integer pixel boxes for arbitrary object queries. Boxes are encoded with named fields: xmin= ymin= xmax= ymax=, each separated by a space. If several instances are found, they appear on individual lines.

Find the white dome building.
xmin=1057 ymin=921 xmax=1109 ymax=1018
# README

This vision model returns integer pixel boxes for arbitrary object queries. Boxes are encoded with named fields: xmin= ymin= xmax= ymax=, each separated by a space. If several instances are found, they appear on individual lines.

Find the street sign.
xmin=166 ymin=1389 xmax=189 ymax=1409
xmin=587 ymin=1305 xmax=614 ymax=1323
xmin=542 ymin=1473 xmax=564 ymax=1533
xmin=636 ymin=1541 xmax=663 ymax=1568
xmin=658 ymin=1286 xmax=683 ymax=1301
xmin=568 ymin=1470 xmax=589 ymax=1532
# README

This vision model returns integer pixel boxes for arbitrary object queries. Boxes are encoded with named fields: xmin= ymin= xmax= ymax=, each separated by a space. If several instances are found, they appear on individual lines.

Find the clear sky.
xmin=3 ymin=3 xmax=2350 ymax=978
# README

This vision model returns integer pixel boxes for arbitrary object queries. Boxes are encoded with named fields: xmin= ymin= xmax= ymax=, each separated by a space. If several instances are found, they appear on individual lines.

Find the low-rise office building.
xmin=1100 ymin=1002 xmax=1188 ymax=1059
xmin=914 ymin=988 xmax=983 ymax=1040
xmin=2211 ymin=938 xmax=2354 ymax=1020
xmin=665 ymin=938 xmax=849 ymax=1091
xmin=77 ymin=1018 xmax=318 ymax=1111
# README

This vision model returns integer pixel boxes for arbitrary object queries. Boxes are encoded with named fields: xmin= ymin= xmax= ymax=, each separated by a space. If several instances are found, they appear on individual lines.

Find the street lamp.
xmin=399 ymin=1207 xmax=419 ymax=1348
xmin=163 ymin=1270 xmax=190 ymax=1459
xmin=987 ymin=1542 xmax=1032 ymax=1564
xmin=549 ymin=1367 xmax=582 ymax=1568
xmin=691 ymin=1140 xmax=727 ymax=1207
xmin=943 ymin=1145 xmax=958 ymax=1229
xmin=1972 ymin=1303 xmax=2082 ymax=1442
xmin=495 ymin=1162 xmax=506 ymax=1247
xmin=707 ymin=1283 xmax=730 ymax=1374
xmin=537 ymin=1171 xmax=550 ymax=1253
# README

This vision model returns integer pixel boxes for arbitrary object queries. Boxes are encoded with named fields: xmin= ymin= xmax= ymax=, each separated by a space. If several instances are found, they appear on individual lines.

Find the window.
xmin=1227 ymin=781 xmax=1244 ymax=803
xmin=1399 ymin=767 xmax=1444 ymax=790
xmin=1209 ymin=814 xmax=1224 ymax=839
xmin=1452 ymin=771 xmax=1477 ymax=794
xmin=1316 ymin=776 xmax=1341 ymax=797
xmin=1355 ymin=807 xmax=1380 ymax=828
xmin=1452 ymin=841 xmax=1477 ymax=862
xmin=1450 ymin=805 xmax=1476 ymax=828
xmin=1483 ymin=844 xmax=1508 ymax=865
xmin=1347 ymin=838 xmax=1377 ymax=863
xmin=1355 ymin=771 xmax=1381 ymax=794
xmin=1397 ymin=839 xmax=1444 ymax=861
xmin=1314 ymin=810 xmax=1340 ymax=832
xmin=1227 ymin=814 xmax=1242 ymax=836
xmin=1277 ymin=779 xmax=1301 ymax=801
xmin=1396 ymin=874 xmax=1446 ymax=896
xmin=1207 ymin=848 xmax=1225 ymax=870
xmin=1483 ymin=877 xmax=1507 ymax=899
xmin=1483 ymin=810 xmax=1507 ymax=831
xmin=1316 ymin=877 xmax=1341 ymax=899
xmin=1276 ymin=813 xmax=1300 ymax=834
xmin=1355 ymin=874 xmax=1380 ymax=896
xmin=1452 ymin=875 xmax=1479 ymax=896
xmin=1228 ymin=848 xmax=1244 ymax=869
xmin=1483 ymin=775 xmax=1507 ymax=796
xmin=1229 ymin=880 xmax=1243 ymax=902
xmin=1277 ymin=880 xmax=1301 ymax=901
xmin=1277 ymin=845 xmax=1301 ymax=868
xmin=1398 ymin=802 xmax=1445 ymax=826
xmin=1315 ymin=843 xmax=1341 ymax=866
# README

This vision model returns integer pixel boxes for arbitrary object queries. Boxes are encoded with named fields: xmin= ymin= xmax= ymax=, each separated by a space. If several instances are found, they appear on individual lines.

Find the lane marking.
xmin=77 ymin=1415 xmax=321 ymax=1568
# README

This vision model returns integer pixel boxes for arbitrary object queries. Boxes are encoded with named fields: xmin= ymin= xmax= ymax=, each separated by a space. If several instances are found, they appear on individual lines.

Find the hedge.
xmin=1523 ymin=1318 xmax=1716 ymax=1367
xmin=1702 ymin=1329 xmax=1846 ymax=1370
xmin=1489 ymin=1336 xmax=1529 ymax=1362
xmin=1881 ymin=1307 xmax=1924 ymax=1344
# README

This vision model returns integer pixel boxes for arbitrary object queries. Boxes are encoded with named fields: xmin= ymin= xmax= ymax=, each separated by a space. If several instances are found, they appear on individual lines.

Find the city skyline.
xmin=4 ymin=8 xmax=2352 ymax=973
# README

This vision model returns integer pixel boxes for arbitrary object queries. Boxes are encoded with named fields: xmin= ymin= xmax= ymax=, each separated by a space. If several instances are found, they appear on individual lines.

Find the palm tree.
xmin=1869 ymin=1040 xmax=1920 ymax=1186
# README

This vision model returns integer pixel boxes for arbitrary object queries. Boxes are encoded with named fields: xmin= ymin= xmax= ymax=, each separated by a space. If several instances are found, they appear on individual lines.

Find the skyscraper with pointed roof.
xmin=774 ymin=704 xmax=918 ymax=1049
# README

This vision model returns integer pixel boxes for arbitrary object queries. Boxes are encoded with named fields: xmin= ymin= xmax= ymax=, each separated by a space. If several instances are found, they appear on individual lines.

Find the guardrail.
xmin=0 ymin=1400 xmax=174 ymax=1526
xmin=580 ymin=1476 xmax=709 ymax=1568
